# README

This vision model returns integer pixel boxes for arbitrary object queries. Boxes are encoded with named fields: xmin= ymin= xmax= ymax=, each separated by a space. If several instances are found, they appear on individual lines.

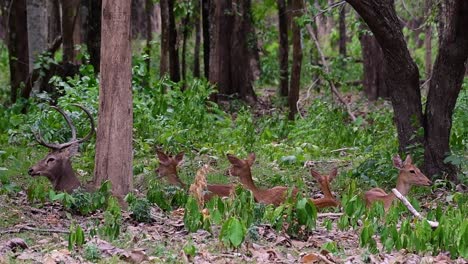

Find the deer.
xmin=155 ymin=150 xmax=233 ymax=201
xmin=28 ymin=104 xmax=95 ymax=193
xmin=226 ymin=153 xmax=340 ymax=208
xmin=364 ymin=154 xmax=431 ymax=211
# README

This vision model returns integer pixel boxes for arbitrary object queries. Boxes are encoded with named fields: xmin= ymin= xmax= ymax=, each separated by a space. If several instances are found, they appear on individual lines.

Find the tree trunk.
xmin=181 ymin=14 xmax=190 ymax=83
xmin=131 ymin=0 xmax=147 ymax=39
xmin=60 ymin=0 xmax=80 ymax=63
xmin=193 ymin=0 xmax=201 ymax=78
xmin=346 ymin=0 xmax=423 ymax=152
xmin=94 ymin=0 xmax=133 ymax=197
xmin=7 ymin=0 xmax=29 ymax=103
xmin=277 ymin=0 xmax=289 ymax=97
xmin=26 ymin=0 xmax=47 ymax=75
xmin=209 ymin=0 xmax=256 ymax=102
xmin=47 ymin=0 xmax=61 ymax=44
xmin=146 ymin=0 xmax=153 ymax=73
xmin=288 ymin=0 xmax=302 ymax=120
xmin=424 ymin=0 xmax=432 ymax=79
xmin=83 ymin=0 xmax=101 ymax=72
xmin=167 ymin=0 xmax=180 ymax=82
xmin=359 ymin=29 xmax=389 ymax=100
xmin=159 ymin=0 xmax=169 ymax=76
xmin=423 ymin=0 xmax=468 ymax=180
xmin=202 ymin=0 xmax=210 ymax=79
xmin=338 ymin=5 xmax=347 ymax=57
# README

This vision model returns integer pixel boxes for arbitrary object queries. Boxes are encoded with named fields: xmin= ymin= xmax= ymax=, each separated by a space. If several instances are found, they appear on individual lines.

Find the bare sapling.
xmin=28 ymin=104 xmax=95 ymax=193
xmin=364 ymin=154 xmax=431 ymax=211
xmin=155 ymin=150 xmax=233 ymax=201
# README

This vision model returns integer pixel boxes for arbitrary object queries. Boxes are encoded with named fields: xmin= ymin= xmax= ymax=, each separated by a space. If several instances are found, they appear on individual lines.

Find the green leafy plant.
xmin=219 ymin=217 xmax=246 ymax=249
xmin=68 ymin=222 xmax=85 ymax=250
xmin=99 ymin=196 xmax=122 ymax=241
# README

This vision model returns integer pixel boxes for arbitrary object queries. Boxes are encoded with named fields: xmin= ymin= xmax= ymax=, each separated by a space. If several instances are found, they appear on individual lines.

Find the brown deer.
xmin=28 ymin=104 xmax=95 ymax=193
xmin=227 ymin=153 xmax=339 ymax=208
xmin=155 ymin=150 xmax=233 ymax=201
xmin=364 ymin=154 xmax=431 ymax=211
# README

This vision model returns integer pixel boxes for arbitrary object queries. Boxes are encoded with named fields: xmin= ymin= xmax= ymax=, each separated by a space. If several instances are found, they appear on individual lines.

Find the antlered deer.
xmin=28 ymin=104 xmax=95 ymax=193
xmin=364 ymin=154 xmax=431 ymax=211
xmin=155 ymin=150 xmax=233 ymax=201
xmin=227 ymin=153 xmax=339 ymax=208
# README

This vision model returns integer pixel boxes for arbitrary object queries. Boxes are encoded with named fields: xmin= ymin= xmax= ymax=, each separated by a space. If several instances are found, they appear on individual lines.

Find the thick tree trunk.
xmin=423 ymin=0 xmax=468 ymax=180
xmin=60 ymin=0 xmax=80 ymax=63
xmin=338 ymin=5 xmax=347 ymax=57
xmin=26 ymin=0 xmax=47 ymax=75
xmin=94 ymin=0 xmax=133 ymax=197
xmin=288 ymin=0 xmax=302 ymax=120
xmin=202 ymin=0 xmax=210 ymax=79
xmin=167 ymin=0 xmax=180 ymax=82
xmin=277 ymin=0 xmax=289 ymax=97
xmin=159 ymin=0 xmax=169 ymax=76
xmin=83 ymin=0 xmax=101 ymax=72
xmin=8 ymin=0 xmax=29 ymax=103
xmin=209 ymin=0 xmax=256 ymax=102
xmin=359 ymin=30 xmax=389 ymax=100
xmin=346 ymin=0 xmax=423 ymax=152
xmin=193 ymin=0 xmax=201 ymax=78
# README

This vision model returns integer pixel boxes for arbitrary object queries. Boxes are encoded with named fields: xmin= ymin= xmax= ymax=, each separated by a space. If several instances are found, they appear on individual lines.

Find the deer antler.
xmin=33 ymin=104 xmax=95 ymax=150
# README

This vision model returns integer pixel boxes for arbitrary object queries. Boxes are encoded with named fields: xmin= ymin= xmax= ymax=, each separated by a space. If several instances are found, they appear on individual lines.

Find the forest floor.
xmin=0 ymin=175 xmax=466 ymax=263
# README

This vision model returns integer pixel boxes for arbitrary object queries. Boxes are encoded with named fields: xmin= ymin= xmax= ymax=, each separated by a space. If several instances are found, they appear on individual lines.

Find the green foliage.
xmin=99 ymin=197 xmax=122 ymax=241
xmin=126 ymin=193 xmax=152 ymax=223
xmin=84 ymin=243 xmax=101 ymax=262
xmin=147 ymin=182 xmax=188 ymax=211
xmin=219 ymin=217 xmax=246 ymax=249
xmin=68 ymin=222 xmax=85 ymax=250
xmin=183 ymin=196 xmax=205 ymax=232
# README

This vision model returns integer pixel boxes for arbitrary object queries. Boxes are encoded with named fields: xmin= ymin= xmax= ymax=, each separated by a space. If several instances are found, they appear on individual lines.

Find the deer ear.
xmin=329 ymin=167 xmax=338 ymax=181
xmin=404 ymin=155 xmax=413 ymax=165
xmin=247 ymin=153 xmax=256 ymax=166
xmin=156 ymin=150 xmax=170 ymax=164
xmin=63 ymin=144 xmax=79 ymax=157
xmin=174 ymin=152 xmax=184 ymax=164
xmin=393 ymin=155 xmax=403 ymax=169
xmin=310 ymin=169 xmax=323 ymax=181
xmin=227 ymin=154 xmax=243 ymax=166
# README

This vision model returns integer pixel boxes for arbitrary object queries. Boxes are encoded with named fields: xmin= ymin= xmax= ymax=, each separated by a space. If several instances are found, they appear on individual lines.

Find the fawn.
xmin=226 ymin=153 xmax=339 ymax=208
xmin=364 ymin=154 xmax=431 ymax=210
xmin=28 ymin=105 xmax=95 ymax=193
xmin=155 ymin=150 xmax=233 ymax=201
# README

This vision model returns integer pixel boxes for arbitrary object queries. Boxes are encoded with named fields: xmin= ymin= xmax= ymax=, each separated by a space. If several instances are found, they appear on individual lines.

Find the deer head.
xmin=155 ymin=150 xmax=186 ymax=188
xmin=310 ymin=167 xmax=338 ymax=199
xmin=393 ymin=154 xmax=431 ymax=187
xmin=226 ymin=153 xmax=256 ymax=188
xmin=28 ymin=104 xmax=95 ymax=193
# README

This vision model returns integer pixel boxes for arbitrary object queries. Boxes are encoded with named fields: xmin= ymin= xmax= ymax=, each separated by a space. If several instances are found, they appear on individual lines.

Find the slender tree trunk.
xmin=60 ymin=0 xmax=80 ymax=63
xmin=338 ymin=5 xmax=347 ymax=57
xmin=146 ymin=0 xmax=153 ymax=73
xmin=202 ymin=0 xmax=210 ymax=79
xmin=288 ymin=0 xmax=302 ymax=120
xmin=424 ymin=0 xmax=432 ymax=79
xmin=181 ymin=14 xmax=190 ymax=83
xmin=167 ymin=0 xmax=180 ymax=82
xmin=131 ymin=0 xmax=147 ymax=39
xmin=8 ymin=0 xmax=29 ymax=103
xmin=47 ymin=0 xmax=61 ymax=44
xmin=346 ymin=0 xmax=423 ymax=152
xmin=159 ymin=0 xmax=169 ymax=76
xmin=193 ymin=0 xmax=201 ymax=78
xmin=360 ymin=29 xmax=389 ymax=100
xmin=26 ymin=0 xmax=47 ymax=75
xmin=423 ymin=0 xmax=468 ymax=180
xmin=84 ymin=0 xmax=101 ymax=72
xmin=94 ymin=0 xmax=133 ymax=197
xmin=277 ymin=0 xmax=289 ymax=97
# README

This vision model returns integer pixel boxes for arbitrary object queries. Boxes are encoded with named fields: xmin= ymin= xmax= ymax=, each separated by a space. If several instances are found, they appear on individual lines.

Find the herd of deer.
xmin=28 ymin=106 xmax=432 ymax=212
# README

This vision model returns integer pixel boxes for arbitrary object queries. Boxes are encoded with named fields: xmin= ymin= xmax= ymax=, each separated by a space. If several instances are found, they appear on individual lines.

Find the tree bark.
xmin=131 ymin=0 xmax=147 ymax=39
xmin=423 ymin=0 xmax=468 ymax=180
xmin=424 ymin=0 xmax=432 ymax=79
xmin=209 ymin=0 xmax=256 ymax=102
xmin=277 ymin=0 xmax=289 ymax=97
xmin=202 ymin=0 xmax=210 ymax=79
xmin=146 ymin=0 xmax=153 ymax=73
xmin=47 ymin=0 xmax=61 ymax=44
xmin=60 ymin=0 xmax=80 ymax=63
xmin=167 ymin=0 xmax=180 ymax=82
xmin=159 ymin=0 xmax=169 ymax=76
xmin=338 ymin=4 xmax=347 ymax=57
xmin=359 ymin=29 xmax=389 ymax=100
xmin=26 ymin=0 xmax=47 ymax=76
xmin=288 ymin=0 xmax=302 ymax=120
xmin=346 ymin=0 xmax=423 ymax=152
xmin=94 ymin=0 xmax=133 ymax=197
xmin=83 ymin=0 xmax=102 ymax=72
xmin=181 ymin=13 xmax=190 ymax=83
xmin=7 ymin=0 xmax=29 ymax=103
xmin=193 ymin=0 xmax=201 ymax=78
